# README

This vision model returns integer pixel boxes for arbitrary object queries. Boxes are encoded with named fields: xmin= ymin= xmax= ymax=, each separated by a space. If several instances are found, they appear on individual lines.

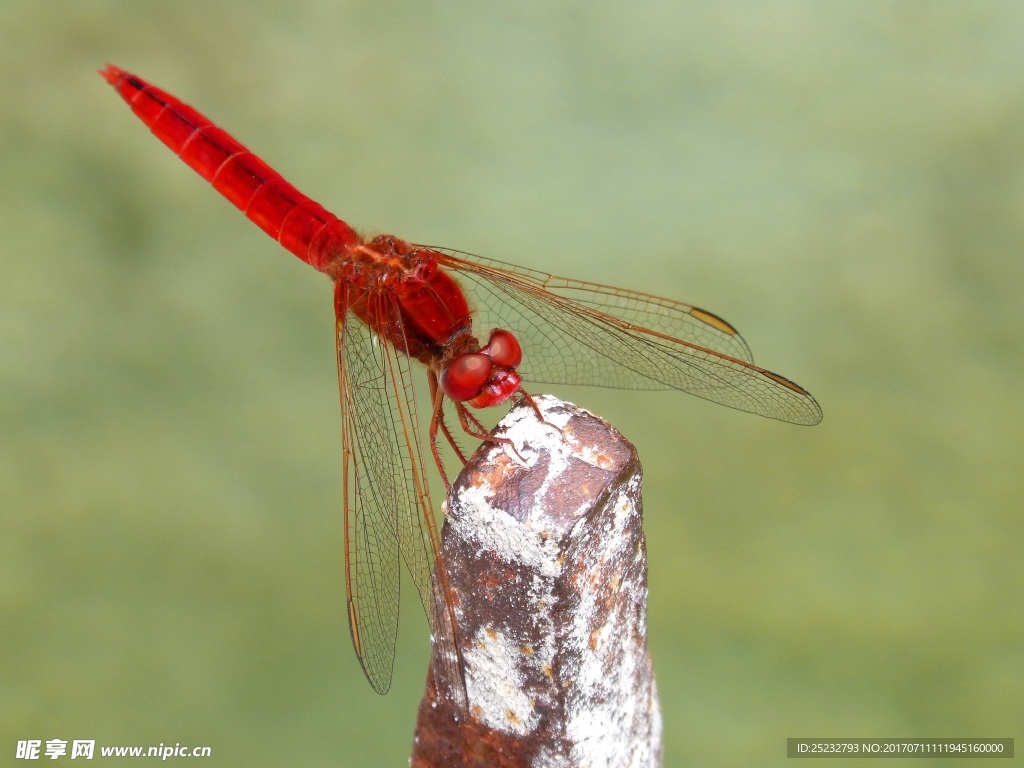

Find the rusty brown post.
xmin=411 ymin=395 xmax=662 ymax=767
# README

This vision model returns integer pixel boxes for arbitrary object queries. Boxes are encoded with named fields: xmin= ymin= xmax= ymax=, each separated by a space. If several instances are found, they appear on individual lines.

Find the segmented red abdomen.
xmin=101 ymin=65 xmax=360 ymax=273
xmin=341 ymin=237 xmax=474 ymax=362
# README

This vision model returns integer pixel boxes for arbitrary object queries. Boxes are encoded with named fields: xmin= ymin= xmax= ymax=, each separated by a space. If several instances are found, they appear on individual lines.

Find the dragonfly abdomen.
xmin=101 ymin=65 xmax=360 ymax=272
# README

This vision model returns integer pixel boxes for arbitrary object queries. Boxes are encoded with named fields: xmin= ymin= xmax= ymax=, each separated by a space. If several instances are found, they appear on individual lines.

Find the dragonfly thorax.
xmin=338 ymin=236 xmax=473 ymax=358
xmin=337 ymin=235 xmax=524 ymax=406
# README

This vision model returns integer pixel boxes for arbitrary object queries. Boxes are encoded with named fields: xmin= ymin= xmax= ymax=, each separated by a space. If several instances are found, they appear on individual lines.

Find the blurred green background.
xmin=2 ymin=1 xmax=1021 ymax=765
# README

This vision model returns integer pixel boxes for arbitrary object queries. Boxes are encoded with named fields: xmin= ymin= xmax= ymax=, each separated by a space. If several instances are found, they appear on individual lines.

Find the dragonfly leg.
xmin=452 ymin=401 xmax=526 ymax=463
xmin=518 ymin=388 xmax=567 ymax=439
xmin=434 ymin=381 xmax=470 ymax=465
xmin=428 ymin=371 xmax=470 ymax=491
xmin=461 ymin=405 xmax=489 ymax=435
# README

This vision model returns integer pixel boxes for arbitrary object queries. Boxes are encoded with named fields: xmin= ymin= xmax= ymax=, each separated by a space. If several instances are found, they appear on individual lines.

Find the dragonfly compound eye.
xmin=439 ymin=353 xmax=493 ymax=401
xmin=485 ymin=329 xmax=522 ymax=369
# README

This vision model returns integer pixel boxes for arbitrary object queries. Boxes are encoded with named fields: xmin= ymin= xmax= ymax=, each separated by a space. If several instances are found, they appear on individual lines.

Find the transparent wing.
xmin=431 ymin=249 xmax=822 ymax=426
xmin=335 ymin=282 xmax=465 ymax=698
xmin=436 ymin=249 xmax=754 ymax=364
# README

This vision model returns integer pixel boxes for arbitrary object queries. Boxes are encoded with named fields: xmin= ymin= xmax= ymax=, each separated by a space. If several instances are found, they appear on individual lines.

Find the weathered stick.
xmin=411 ymin=395 xmax=662 ymax=767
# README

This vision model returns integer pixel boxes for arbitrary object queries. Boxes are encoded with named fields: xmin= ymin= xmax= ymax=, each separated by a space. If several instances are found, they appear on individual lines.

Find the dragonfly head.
xmin=439 ymin=329 xmax=522 ymax=408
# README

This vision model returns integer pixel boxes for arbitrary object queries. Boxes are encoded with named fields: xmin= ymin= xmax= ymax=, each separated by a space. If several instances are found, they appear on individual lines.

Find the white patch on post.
xmin=562 ymin=484 xmax=652 ymax=764
xmin=463 ymin=625 xmax=540 ymax=735
xmin=448 ymin=482 xmax=564 ymax=579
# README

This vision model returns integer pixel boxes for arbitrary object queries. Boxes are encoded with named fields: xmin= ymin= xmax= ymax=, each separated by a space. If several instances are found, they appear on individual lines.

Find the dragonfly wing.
xmin=435 ymin=250 xmax=822 ymax=426
xmin=336 ymin=285 xmax=402 ymax=693
xmin=435 ymin=250 xmax=755 ymax=363
xmin=335 ymin=282 xmax=466 ymax=699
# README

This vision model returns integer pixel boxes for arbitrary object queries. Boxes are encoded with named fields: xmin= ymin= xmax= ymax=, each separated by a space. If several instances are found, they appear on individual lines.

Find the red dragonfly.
xmin=101 ymin=65 xmax=821 ymax=701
